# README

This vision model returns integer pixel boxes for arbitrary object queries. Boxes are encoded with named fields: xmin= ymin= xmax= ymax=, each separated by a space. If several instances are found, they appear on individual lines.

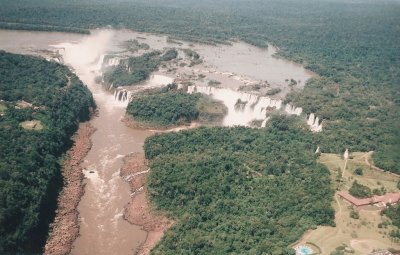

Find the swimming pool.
xmin=296 ymin=245 xmax=313 ymax=255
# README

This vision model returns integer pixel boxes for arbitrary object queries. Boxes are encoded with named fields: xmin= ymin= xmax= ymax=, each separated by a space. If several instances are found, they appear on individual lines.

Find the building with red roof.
xmin=338 ymin=191 xmax=400 ymax=208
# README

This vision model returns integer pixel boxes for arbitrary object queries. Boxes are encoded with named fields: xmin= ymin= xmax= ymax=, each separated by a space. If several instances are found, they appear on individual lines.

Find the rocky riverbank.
xmin=44 ymin=123 xmax=96 ymax=255
xmin=120 ymin=153 xmax=173 ymax=255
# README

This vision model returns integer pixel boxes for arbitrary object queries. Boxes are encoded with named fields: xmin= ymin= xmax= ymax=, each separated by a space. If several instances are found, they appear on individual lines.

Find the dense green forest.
xmin=103 ymin=50 xmax=177 ymax=87
xmin=144 ymin=116 xmax=334 ymax=254
xmin=126 ymin=85 xmax=226 ymax=126
xmin=0 ymin=51 xmax=95 ymax=253
xmin=0 ymin=21 xmax=89 ymax=34
xmin=0 ymin=0 xmax=398 ymax=172
xmin=385 ymin=205 xmax=400 ymax=229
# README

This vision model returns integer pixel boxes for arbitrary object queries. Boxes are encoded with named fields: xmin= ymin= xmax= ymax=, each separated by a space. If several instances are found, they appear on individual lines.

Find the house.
xmin=338 ymin=191 xmax=400 ymax=208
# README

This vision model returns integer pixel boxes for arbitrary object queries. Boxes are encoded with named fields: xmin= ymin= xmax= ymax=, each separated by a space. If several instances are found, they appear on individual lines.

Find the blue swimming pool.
xmin=296 ymin=245 xmax=313 ymax=255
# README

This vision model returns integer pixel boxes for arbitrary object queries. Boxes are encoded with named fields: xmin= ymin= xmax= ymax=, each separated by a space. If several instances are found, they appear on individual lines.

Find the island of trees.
xmin=103 ymin=49 xmax=177 ymax=87
xmin=126 ymin=84 xmax=226 ymax=127
xmin=0 ymin=51 xmax=95 ymax=253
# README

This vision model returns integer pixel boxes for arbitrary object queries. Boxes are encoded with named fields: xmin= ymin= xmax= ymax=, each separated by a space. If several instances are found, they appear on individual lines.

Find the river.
xmin=0 ymin=28 xmax=313 ymax=254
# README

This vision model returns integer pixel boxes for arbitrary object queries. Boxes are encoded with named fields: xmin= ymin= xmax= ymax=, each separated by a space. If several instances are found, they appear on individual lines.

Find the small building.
xmin=338 ymin=191 xmax=400 ymax=208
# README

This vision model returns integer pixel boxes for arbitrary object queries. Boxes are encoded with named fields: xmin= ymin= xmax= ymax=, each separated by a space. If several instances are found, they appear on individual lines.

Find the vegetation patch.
xmin=265 ymin=88 xmax=282 ymax=96
xmin=384 ymin=205 xmax=400 ymax=229
xmin=182 ymin=48 xmax=202 ymax=66
xmin=0 ymin=101 xmax=7 ymax=113
xmin=349 ymin=181 xmax=372 ymax=199
xmin=197 ymin=96 xmax=227 ymax=124
xmin=121 ymin=39 xmax=150 ymax=52
xmin=103 ymin=49 xmax=178 ymax=87
xmin=126 ymin=85 xmax=226 ymax=127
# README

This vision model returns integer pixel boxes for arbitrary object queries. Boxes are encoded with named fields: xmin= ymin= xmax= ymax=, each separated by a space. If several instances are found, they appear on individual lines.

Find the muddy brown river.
xmin=0 ymin=28 xmax=313 ymax=254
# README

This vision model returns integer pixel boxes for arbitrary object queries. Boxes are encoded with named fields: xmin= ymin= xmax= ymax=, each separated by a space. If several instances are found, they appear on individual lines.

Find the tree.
xmin=354 ymin=167 xmax=363 ymax=176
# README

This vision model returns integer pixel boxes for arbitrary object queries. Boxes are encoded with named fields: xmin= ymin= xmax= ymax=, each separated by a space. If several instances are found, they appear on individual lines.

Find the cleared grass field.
xmin=293 ymin=152 xmax=400 ymax=255
xmin=20 ymin=120 xmax=44 ymax=131
xmin=0 ymin=102 xmax=7 ymax=113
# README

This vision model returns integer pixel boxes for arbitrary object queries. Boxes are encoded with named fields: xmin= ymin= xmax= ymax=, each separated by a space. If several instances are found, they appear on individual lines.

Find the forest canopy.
xmin=126 ymin=85 xmax=226 ymax=126
xmin=103 ymin=50 xmax=177 ymax=87
xmin=144 ymin=115 xmax=335 ymax=254
xmin=0 ymin=51 xmax=95 ymax=253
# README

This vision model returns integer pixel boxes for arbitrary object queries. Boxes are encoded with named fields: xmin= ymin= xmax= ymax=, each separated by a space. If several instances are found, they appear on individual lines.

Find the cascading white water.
xmin=307 ymin=113 xmax=323 ymax=132
xmin=113 ymin=89 xmax=131 ymax=103
xmin=344 ymin=149 xmax=349 ymax=159
xmin=261 ymin=117 xmax=270 ymax=128
xmin=307 ymin=113 xmax=315 ymax=126
xmin=188 ymin=85 xmax=284 ymax=126
xmin=188 ymin=85 xmax=322 ymax=131
xmin=284 ymin=104 xmax=302 ymax=116
xmin=112 ymin=75 xmax=173 ymax=105
xmin=95 ymin=54 xmax=105 ymax=71
xmin=108 ymin=57 xmax=120 ymax=66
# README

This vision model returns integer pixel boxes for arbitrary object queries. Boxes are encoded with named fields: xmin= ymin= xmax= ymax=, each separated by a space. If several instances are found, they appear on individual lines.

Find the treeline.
xmin=384 ymin=205 xmax=400 ymax=239
xmin=144 ymin=115 xmax=334 ymax=254
xmin=0 ymin=51 xmax=95 ymax=253
xmin=385 ymin=205 xmax=400 ymax=229
xmin=0 ymin=0 xmax=398 ymax=172
xmin=126 ymin=84 xmax=226 ymax=126
xmin=0 ymin=21 xmax=89 ymax=34
xmin=103 ymin=49 xmax=177 ymax=87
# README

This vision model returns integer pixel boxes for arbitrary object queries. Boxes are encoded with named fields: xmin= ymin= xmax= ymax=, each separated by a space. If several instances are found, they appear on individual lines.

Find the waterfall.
xmin=307 ymin=114 xmax=323 ymax=133
xmin=187 ymin=86 xmax=195 ymax=94
xmin=285 ymin=104 xmax=302 ymax=116
xmin=344 ymin=149 xmax=349 ymax=160
xmin=313 ymin=117 xmax=320 ymax=128
xmin=95 ymin=54 xmax=105 ymax=71
xmin=307 ymin=113 xmax=315 ymax=126
xmin=294 ymin=107 xmax=303 ymax=116
xmin=261 ymin=117 xmax=270 ymax=128
xmin=285 ymin=104 xmax=295 ymax=115
xmin=315 ymin=146 xmax=320 ymax=154
xmin=187 ymin=85 xmax=323 ymax=131
xmin=108 ymin=57 xmax=120 ymax=66
xmin=113 ymin=88 xmax=133 ymax=104
xmin=187 ymin=85 xmax=283 ymax=126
